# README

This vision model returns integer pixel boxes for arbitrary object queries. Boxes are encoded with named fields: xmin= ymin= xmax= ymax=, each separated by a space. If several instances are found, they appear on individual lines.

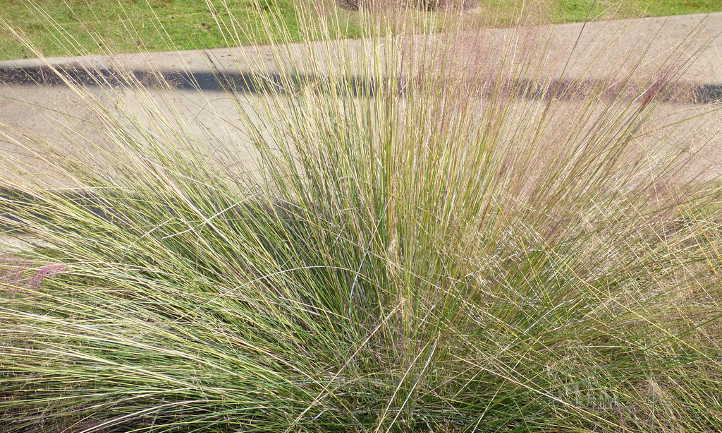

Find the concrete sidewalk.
xmin=1 ymin=12 xmax=720 ymax=81
xmin=0 ymin=12 xmax=720 ymax=189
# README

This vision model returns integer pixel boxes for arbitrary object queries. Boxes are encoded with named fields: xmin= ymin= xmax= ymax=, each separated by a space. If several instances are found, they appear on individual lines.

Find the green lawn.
xmin=554 ymin=0 xmax=722 ymax=22
xmin=0 ymin=0 xmax=721 ymax=60
xmin=0 ymin=0 xmax=323 ymax=60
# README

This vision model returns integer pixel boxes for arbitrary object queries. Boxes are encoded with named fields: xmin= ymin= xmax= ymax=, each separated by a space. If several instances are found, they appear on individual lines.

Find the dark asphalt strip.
xmin=1 ymin=65 xmax=720 ymax=104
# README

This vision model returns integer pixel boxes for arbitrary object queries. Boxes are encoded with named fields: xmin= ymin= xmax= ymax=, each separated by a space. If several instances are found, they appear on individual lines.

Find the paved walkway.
xmin=0 ymin=12 xmax=720 ymax=190
xmin=1 ymin=13 xmax=720 ymax=80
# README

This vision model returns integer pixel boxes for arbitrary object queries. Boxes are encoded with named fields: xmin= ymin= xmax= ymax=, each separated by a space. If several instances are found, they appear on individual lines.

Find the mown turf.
xmin=0 ymin=0 xmax=359 ymax=60
xmin=1 ymin=0 xmax=721 ymax=61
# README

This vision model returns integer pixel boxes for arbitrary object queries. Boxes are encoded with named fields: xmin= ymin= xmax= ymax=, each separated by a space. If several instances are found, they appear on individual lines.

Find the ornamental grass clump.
xmin=0 ymin=1 xmax=720 ymax=432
